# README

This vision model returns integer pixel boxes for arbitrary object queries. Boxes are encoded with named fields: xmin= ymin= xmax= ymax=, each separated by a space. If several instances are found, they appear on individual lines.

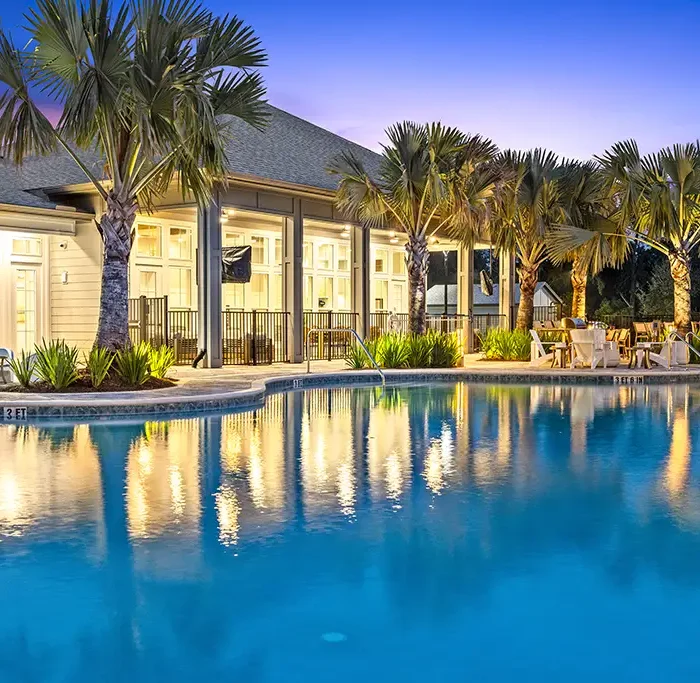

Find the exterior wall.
xmin=49 ymin=222 xmax=102 ymax=352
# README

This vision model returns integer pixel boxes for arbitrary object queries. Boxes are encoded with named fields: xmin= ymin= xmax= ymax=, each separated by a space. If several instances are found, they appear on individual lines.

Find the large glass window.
xmin=303 ymin=275 xmax=313 ymax=310
xmin=274 ymin=239 xmax=283 ymax=266
xmin=139 ymin=269 xmax=159 ymax=298
xmin=223 ymin=231 xmax=244 ymax=247
xmin=338 ymin=245 xmax=350 ymax=271
xmin=169 ymin=267 xmax=191 ymax=308
xmin=223 ymin=283 xmax=244 ymax=309
xmin=251 ymin=236 xmax=268 ymax=265
xmin=318 ymin=277 xmax=333 ymax=309
xmin=392 ymin=251 xmax=405 ymax=275
xmin=168 ymin=227 xmax=191 ymax=260
xmin=15 ymin=268 xmax=37 ymax=352
xmin=374 ymin=249 xmax=387 ymax=273
xmin=337 ymin=277 xmax=351 ymax=311
xmin=392 ymin=283 xmax=404 ymax=313
xmin=303 ymin=242 xmax=313 ymax=268
xmin=250 ymin=273 xmax=269 ymax=309
xmin=12 ymin=238 xmax=42 ymax=257
xmin=272 ymin=274 xmax=283 ymax=311
xmin=136 ymin=224 xmax=161 ymax=257
xmin=318 ymin=244 xmax=334 ymax=270
xmin=374 ymin=280 xmax=388 ymax=311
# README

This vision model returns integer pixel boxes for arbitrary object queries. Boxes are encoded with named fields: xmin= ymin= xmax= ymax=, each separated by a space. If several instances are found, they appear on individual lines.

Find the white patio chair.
xmin=570 ymin=329 xmax=620 ymax=369
xmin=530 ymin=330 xmax=567 ymax=367
xmin=0 ymin=348 xmax=14 ymax=384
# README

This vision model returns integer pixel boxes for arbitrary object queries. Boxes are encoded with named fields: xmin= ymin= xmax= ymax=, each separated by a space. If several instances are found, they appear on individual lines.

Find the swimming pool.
xmin=1 ymin=382 xmax=700 ymax=681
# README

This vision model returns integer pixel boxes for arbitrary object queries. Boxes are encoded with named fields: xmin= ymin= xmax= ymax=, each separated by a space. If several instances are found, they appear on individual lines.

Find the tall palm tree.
xmin=328 ymin=122 xmax=498 ymax=334
xmin=548 ymin=161 xmax=628 ymax=318
xmin=549 ymin=141 xmax=700 ymax=335
xmin=0 ymin=0 xmax=267 ymax=350
xmin=489 ymin=149 xmax=563 ymax=331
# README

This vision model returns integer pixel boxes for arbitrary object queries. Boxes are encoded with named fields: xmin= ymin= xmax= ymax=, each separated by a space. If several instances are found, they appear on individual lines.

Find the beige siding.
xmin=49 ymin=223 xmax=102 ymax=351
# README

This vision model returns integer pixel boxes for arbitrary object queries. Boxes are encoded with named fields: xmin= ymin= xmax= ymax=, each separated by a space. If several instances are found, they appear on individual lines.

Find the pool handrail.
xmin=666 ymin=330 xmax=700 ymax=362
xmin=305 ymin=327 xmax=385 ymax=385
xmin=683 ymin=330 xmax=700 ymax=360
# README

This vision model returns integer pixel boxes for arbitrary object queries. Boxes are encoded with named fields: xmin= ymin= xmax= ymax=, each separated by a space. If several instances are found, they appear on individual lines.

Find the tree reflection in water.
xmin=1 ymin=383 xmax=700 ymax=680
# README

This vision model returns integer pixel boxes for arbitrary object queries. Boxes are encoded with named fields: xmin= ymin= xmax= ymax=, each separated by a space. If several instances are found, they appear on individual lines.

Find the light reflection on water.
xmin=2 ymin=383 xmax=700 ymax=681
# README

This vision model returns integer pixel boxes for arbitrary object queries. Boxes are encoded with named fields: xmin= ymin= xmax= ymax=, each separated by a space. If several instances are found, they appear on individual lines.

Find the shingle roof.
xmin=0 ymin=104 xmax=381 ymax=209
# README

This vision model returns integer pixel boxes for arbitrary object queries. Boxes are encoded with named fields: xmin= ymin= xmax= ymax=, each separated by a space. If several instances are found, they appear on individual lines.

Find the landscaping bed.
xmin=0 ymin=372 xmax=177 ymax=393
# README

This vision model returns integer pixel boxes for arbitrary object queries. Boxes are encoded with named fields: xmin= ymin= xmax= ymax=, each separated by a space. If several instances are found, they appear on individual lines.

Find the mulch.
xmin=0 ymin=373 xmax=177 ymax=394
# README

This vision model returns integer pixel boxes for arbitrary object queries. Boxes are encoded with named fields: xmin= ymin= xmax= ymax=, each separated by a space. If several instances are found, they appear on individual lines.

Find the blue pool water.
xmin=2 ymin=382 xmax=700 ymax=681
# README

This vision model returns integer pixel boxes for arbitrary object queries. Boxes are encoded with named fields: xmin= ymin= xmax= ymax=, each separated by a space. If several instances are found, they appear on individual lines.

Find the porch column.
xmin=351 ymin=224 xmax=370 ymax=338
xmin=283 ymin=198 xmax=303 ymax=362
xmin=457 ymin=245 xmax=474 ymax=353
xmin=197 ymin=195 xmax=223 ymax=368
xmin=499 ymin=249 xmax=516 ymax=330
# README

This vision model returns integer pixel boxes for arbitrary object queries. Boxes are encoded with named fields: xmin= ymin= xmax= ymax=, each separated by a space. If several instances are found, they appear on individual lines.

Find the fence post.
xmin=327 ymin=309 xmax=333 ymax=361
xmin=139 ymin=296 xmax=148 ymax=344
xmin=251 ymin=310 xmax=257 ymax=366
xmin=163 ymin=295 xmax=169 ymax=346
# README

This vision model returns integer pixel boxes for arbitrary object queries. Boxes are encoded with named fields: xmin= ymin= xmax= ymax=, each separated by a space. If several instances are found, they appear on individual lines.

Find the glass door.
xmin=15 ymin=267 xmax=38 ymax=352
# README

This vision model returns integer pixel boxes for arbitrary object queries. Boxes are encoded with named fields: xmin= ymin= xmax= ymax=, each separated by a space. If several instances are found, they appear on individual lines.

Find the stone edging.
xmin=3 ymin=366 xmax=700 ymax=421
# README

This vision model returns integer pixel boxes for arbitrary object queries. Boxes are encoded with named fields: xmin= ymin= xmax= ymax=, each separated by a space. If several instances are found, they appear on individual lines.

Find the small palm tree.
xmin=549 ymin=141 xmax=700 ymax=335
xmin=548 ymin=161 xmax=628 ymax=318
xmin=328 ymin=122 xmax=498 ymax=334
xmin=489 ymin=149 xmax=563 ymax=331
xmin=0 ymin=0 xmax=267 ymax=350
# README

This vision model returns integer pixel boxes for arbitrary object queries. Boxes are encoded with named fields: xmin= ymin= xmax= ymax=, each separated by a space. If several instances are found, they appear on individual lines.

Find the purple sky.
xmin=3 ymin=0 xmax=700 ymax=158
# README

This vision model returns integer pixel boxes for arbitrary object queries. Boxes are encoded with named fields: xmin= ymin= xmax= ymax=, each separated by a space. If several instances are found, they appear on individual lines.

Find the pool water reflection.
xmin=2 ymin=383 xmax=700 ymax=681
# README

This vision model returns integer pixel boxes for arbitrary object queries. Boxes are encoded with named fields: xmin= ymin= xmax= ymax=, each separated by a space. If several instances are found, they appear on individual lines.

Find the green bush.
xmin=478 ymin=329 xmax=531 ymax=361
xmin=429 ymin=331 xmax=463 ymax=368
xmin=85 ymin=346 xmax=114 ymax=388
xmin=8 ymin=350 xmax=35 ymax=388
xmin=345 ymin=343 xmax=370 ymax=369
xmin=115 ymin=342 xmax=151 ymax=386
xmin=34 ymin=339 xmax=80 ymax=390
xmin=148 ymin=345 xmax=176 ymax=379
xmin=405 ymin=334 xmax=433 ymax=368
xmin=345 ymin=332 xmax=463 ymax=369
xmin=376 ymin=333 xmax=410 ymax=368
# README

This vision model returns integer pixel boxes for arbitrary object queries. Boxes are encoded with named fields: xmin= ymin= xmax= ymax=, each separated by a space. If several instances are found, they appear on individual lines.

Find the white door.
xmin=14 ymin=267 xmax=39 ymax=352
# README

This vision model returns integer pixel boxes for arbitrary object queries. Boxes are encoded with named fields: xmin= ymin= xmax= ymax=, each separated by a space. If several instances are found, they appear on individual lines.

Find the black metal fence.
xmin=511 ymin=304 xmax=563 ymax=324
xmin=169 ymin=310 xmax=199 ymax=365
xmin=222 ymin=311 xmax=289 ymax=365
xmin=303 ymin=311 xmax=359 ymax=360
xmin=128 ymin=296 xmax=169 ymax=346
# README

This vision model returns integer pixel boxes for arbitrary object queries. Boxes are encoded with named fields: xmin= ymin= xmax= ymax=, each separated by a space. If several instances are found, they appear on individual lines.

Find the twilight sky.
xmin=2 ymin=0 xmax=700 ymax=159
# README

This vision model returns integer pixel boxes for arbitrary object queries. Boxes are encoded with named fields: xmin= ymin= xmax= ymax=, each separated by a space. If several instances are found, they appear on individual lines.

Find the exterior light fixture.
xmin=429 ymin=236 xmax=438 ymax=244
xmin=389 ymin=230 xmax=395 ymax=238
xmin=390 ymin=237 xmax=398 ymax=244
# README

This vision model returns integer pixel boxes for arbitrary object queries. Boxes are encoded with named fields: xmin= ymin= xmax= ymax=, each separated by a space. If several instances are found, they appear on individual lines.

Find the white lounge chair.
xmin=570 ymin=329 xmax=620 ymax=369
xmin=530 ymin=330 xmax=567 ymax=367
xmin=0 ymin=348 xmax=14 ymax=384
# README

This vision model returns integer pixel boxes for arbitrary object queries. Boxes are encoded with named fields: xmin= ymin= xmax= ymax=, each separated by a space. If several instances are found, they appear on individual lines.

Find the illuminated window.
xmin=12 ymin=237 xmax=42 ymax=256
xmin=224 ymin=231 xmax=243 ymax=247
xmin=392 ymin=283 xmax=404 ymax=313
xmin=392 ymin=251 xmax=405 ymax=275
xmin=272 ymin=274 xmax=283 ymax=311
xmin=374 ymin=249 xmax=387 ymax=273
xmin=337 ymin=277 xmax=351 ymax=311
xmin=338 ymin=245 xmax=350 ymax=271
xmin=136 ymin=224 xmax=161 ymax=257
xmin=318 ymin=277 xmax=333 ymax=308
xmin=303 ymin=242 xmax=313 ymax=268
xmin=318 ymin=244 xmax=334 ymax=270
xmin=224 ymin=283 xmax=244 ymax=309
xmin=374 ymin=280 xmax=388 ymax=311
xmin=139 ymin=270 xmax=159 ymax=298
xmin=169 ymin=267 xmax=191 ymax=308
xmin=251 ymin=236 xmax=268 ymax=265
xmin=304 ymin=275 xmax=313 ymax=310
xmin=274 ymin=239 xmax=282 ymax=266
xmin=168 ymin=227 xmax=191 ymax=260
xmin=15 ymin=268 xmax=37 ymax=352
xmin=250 ymin=273 xmax=269 ymax=309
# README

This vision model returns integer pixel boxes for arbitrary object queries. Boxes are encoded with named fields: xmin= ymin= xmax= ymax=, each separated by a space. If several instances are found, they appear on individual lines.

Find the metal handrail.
xmin=684 ymin=331 xmax=700 ymax=360
xmin=305 ymin=327 xmax=385 ymax=385
xmin=666 ymin=330 xmax=700 ymax=362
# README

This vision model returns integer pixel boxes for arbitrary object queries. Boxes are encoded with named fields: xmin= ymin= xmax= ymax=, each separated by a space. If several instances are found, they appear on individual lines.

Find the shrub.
xmin=115 ymin=342 xmax=151 ymax=386
xmin=84 ymin=346 xmax=114 ymax=388
xmin=148 ymin=345 xmax=176 ymax=379
xmin=8 ymin=350 xmax=35 ymax=388
xmin=345 ymin=343 xmax=370 ymax=369
xmin=478 ymin=329 xmax=531 ymax=361
xmin=34 ymin=339 xmax=80 ymax=390
xmin=376 ymin=333 xmax=409 ymax=368
xmin=429 ymin=331 xmax=463 ymax=368
xmin=405 ymin=334 xmax=433 ymax=368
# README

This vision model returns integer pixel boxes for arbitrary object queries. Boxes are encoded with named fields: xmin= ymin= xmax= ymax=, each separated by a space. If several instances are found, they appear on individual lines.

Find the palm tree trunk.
xmin=669 ymin=250 xmax=692 ymax=336
xmin=570 ymin=257 xmax=587 ymax=319
xmin=406 ymin=235 xmax=429 ymax=334
xmin=95 ymin=194 xmax=137 ymax=351
xmin=515 ymin=262 xmax=538 ymax=331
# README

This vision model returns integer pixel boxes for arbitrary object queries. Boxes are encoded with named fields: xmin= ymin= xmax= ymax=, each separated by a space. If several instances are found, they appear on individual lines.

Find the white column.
xmin=283 ymin=198 xmax=303 ymax=362
xmin=499 ymin=249 xmax=516 ymax=330
xmin=457 ymin=245 xmax=474 ymax=352
xmin=351 ymin=225 xmax=370 ymax=338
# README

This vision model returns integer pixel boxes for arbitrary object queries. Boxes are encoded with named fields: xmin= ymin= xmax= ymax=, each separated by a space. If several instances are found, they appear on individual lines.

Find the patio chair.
xmin=0 ymin=348 xmax=14 ymax=383
xmin=530 ymin=329 xmax=567 ymax=367
xmin=617 ymin=328 xmax=631 ymax=356
xmin=633 ymin=322 xmax=650 ymax=343
xmin=543 ymin=320 xmax=556 ymax=329
xmin=570 ymin=329 xmax=620 ymax=369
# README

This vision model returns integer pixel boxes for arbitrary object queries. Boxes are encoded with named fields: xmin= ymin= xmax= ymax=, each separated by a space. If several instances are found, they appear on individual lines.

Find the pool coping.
xmin=3 ymin=365 xmax=700 ymax=421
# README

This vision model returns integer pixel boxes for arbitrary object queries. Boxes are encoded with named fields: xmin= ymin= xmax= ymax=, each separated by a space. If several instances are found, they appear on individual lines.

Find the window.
xmin=223 ymin=231 xmax=243 ymax=247
xmin=169 ymin=227 xmax=191 ymax=260
xmin=223 ymin=283 xmax=244 ymax=309
xmin=304 ymin=275 xmax=313 ymax=310
xmin=251 ymin=236 xmax=268 ymax=265
xmin=374 ymin=249 xmax=387 ymax=273
xmin=12 ymin=238 xmax=42 ymax=256
xmin=169 ymin=267 xmax=191 ymax=308
xmin=139 ymin=270 xmax=159 ymax=298
xmin=274 ymin=239 xmax=283 ymax=266
xmin=392 ymin=251 xmax=405 ymax=275
xmin=338 ymin=245 xmax=350 ymax=271
xmin=374 ymin=280 xmax=388 ymax=311
xmin=137 ymin=224 xmax=161 ymax=257
xmin=272 ymin=274 xmax=283 ymax=311
xmin=303 ymin=242 xmax=313 ymax=268
xmin=15 ymin=268 xmax=37 ymax=352
xmin=250 ymin=273 xmax=269 ymax=309
xmin=318 ymin=277 xmax=333 ymax=308
xmin=318 ymin=243 xmax=334 ymax=270
xmin=337 ymin=278 xmax=351 ymax=311
xmin=392 ymin=283 xmax=404 ymax=313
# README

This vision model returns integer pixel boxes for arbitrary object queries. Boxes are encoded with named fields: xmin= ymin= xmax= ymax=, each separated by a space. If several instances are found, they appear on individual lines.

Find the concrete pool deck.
xmin=3 ymin=354 xmax=700 ymax=420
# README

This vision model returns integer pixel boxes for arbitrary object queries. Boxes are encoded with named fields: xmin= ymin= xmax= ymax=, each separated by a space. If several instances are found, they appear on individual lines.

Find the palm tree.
xmin=328 ymin=122 xmax=498 ymax=334
xmin=549 ymin=141 xmax=700 ymax=335
xmin=548 ymin=161 xmax=628 ymax=318
xmin=0 ymin=0 xmax=267 ymax=350
xmin=489 ymin=149 xmax=563 ymax=331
